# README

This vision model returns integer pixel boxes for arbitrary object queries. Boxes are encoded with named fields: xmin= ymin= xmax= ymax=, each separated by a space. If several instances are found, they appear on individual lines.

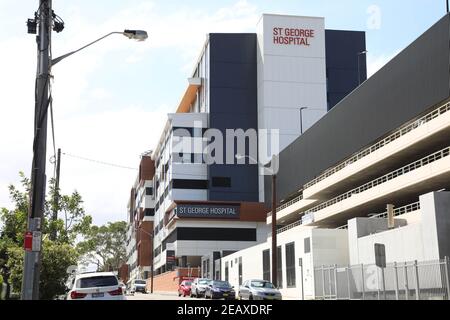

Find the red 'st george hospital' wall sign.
xmin=273 ymin=27 xmax=315 ymax=46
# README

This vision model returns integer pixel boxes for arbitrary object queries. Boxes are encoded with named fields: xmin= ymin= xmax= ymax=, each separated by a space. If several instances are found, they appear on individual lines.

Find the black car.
xmin=205 ymin=280 xmax=236 ymax=300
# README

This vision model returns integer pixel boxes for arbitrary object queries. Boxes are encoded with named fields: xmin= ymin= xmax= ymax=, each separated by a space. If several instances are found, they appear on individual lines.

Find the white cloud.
xmin=367 ymin=49 xmax=401 ymax=78
xmin=0 ymin=0 xmax=260 ymax=225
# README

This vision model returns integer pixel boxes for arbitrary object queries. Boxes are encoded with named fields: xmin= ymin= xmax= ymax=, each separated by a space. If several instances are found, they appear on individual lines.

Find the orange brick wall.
xmin=147 ymin=268 xmax=201 ymax=293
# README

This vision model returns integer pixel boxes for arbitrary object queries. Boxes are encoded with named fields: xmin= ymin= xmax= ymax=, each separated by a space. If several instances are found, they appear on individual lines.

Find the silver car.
xmin=190 ymin=278 xmax=211 ymax=298
xmin=238 ymin=280 xmax=282 ymax=300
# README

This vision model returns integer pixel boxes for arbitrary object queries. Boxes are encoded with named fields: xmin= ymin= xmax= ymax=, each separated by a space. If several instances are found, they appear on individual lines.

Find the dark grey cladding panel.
xmin=265 ymin=15 xmax=450 ymax=205
xmin=325 ymin=29 xmax=367 ymax=110
xmin=210 ymin=62 xmax=256 ymax=89
xmin=209 ymin=87 xmax=257 ymax=116
xmin=325 ymin=30 xmax=367 ymax=68
xmin=209 ymin=33 xmax=257 ymax=63
xmin=209 ymin=33 xmax=259 ymax=202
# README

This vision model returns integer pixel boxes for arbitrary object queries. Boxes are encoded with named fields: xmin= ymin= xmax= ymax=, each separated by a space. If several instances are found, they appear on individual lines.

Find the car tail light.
xmin=70 ymin=291 xmax=87 ymax=299
xmin=108 ymin=287 xmax=123 ymax=296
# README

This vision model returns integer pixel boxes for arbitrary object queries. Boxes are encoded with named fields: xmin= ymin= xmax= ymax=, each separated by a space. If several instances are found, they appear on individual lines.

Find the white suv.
xmin=67 ymin=272 xmax=125 ymax=300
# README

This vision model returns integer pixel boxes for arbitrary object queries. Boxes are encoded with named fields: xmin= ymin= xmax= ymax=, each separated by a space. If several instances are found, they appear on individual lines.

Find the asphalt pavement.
xmin=125 ymin=292 xmax=207 ymax=300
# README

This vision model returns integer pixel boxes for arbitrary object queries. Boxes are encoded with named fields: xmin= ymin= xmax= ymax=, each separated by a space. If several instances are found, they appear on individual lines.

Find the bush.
xmin=0 ymin=275 xmax=3 ymax=300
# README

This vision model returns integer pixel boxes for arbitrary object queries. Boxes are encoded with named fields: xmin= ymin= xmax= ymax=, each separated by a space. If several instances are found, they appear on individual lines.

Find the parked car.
xmin=190 ymin=278 xmax=211 ymax=298
xmin=119 ymin=282 xmax=127 ymax=294
xmin=238 ymin=280 xmax=282 ymax=300
xmin=178 ymin=280 xmax=192 ymax=297
xmin=132 ymin=279 xmax=147 ymax=293
xmin=67 ymin=272 xmax=125 ymax=300
xmin=205 ymin=280 xmax=236 ymax=300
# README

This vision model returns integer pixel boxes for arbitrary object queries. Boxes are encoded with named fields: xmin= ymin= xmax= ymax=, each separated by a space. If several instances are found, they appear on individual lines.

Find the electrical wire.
xmin=49 ymin=81 xmax=57 ymax=180
xmin=61 ymin=152 xmax=138 ymax=171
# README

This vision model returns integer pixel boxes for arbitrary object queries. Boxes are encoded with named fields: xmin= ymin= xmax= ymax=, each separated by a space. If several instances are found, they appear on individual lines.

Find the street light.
xmin=52 ymin=29 xmax=148 ymax=66
xmin=299 ymin=107 xmax=308 ymax=135
xmin=22 ymin=0 xmax=148 ymax=301
xmin=236 ymin=153 xmax=279 ymax=287
xmin=357 ymin=50 xmax=368 ymax=85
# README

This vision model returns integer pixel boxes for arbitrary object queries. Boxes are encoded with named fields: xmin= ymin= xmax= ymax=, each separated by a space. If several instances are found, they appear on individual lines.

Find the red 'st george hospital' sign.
xmin=273 ymin=27 xmax=315 ymax=46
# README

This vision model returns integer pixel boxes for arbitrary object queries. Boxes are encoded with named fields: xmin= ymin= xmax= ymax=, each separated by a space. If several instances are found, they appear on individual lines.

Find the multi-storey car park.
xmin=221 ymin=14 xmax=450 ymax=300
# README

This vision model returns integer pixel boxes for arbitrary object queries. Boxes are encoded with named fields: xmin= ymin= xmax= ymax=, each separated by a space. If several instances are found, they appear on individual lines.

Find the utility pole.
xmin=50 ymin=148 xmax=61 ymax=241
xmin=271 ymin=155 xmax=277 ymax=287
xmin=22 ymin=0 xmax=52 ymax=300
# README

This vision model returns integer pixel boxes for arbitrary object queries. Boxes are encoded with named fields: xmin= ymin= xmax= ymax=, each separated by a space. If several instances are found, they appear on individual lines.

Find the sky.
xmin=0 ymin=0 xmax=446 ymax=226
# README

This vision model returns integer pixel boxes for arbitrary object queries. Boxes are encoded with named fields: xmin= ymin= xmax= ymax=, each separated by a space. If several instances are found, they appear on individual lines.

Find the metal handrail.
xmin=274 ymin=200 xmax=422 ymax=236
xmin=267 ymin=192 xmax=304 ymax=217
xmin=335 ymin=201 xmax=421 ymax=230
xmin=304 ymin=102 xmax=450 ymax=190
xmin=302 ymin=147 xmax=450 ymax=216
xmin=279 ymin=193 xmax=304 ymax=211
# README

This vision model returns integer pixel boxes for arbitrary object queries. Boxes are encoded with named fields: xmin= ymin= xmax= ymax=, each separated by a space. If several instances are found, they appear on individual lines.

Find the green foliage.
xmin=78 ymin=221 xmax=127 ymax=272
xmin=5 ymin=245 xmax=23 ymax=295
xmin=39 ymin=241 xmax=78 ymax=300
xmin=0 ymin=172 xmax=93 ymax=299
xmin=6 ymin=240 xmax=79 ymax=300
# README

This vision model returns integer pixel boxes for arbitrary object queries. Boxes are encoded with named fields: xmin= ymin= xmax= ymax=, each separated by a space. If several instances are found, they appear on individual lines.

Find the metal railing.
xmin=371 ymin=201 xmax=420 ymax=219
xmin=302 ymin=147 xmax=450 ymax=216
xmin=278 ymin=193 xmax=304 ymax=212
xmin=336 ymin=201 xmax=421 ymax=230
xmin=314 ymin=257 xmax=450 ymax=300
xmin=304 ymin=102 xmax=450 ymax=190
xmin=274 ymin=199 xmax=421 ymax=236
xmin=276 ymin=220 xmax=303 ymax=235
xmin=267 ymin=192 xmax=304 ymax=217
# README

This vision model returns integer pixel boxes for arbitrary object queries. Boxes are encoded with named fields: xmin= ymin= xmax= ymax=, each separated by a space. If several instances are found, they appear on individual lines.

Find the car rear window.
xmin=78 ymin=276 xmax=118 ymax=288
xmin=251 ymin=281 xmax=275 ymax=289
xmin=135 ymin=280 xmax=146 ymax=284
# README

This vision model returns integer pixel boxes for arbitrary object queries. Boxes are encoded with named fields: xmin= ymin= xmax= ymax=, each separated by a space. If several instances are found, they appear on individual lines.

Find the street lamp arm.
xmin=52 ymin=31 xmax=124 ymax=66
xmin=51 ymin=29 xmax=148 ymax=66
xmin=135 ymin=225 xmax=153 ymax=238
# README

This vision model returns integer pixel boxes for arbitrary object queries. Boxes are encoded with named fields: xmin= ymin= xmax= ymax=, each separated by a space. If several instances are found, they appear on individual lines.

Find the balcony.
xmin=302 ymin=102 xmax=450 ymax=200
xmin=266 ymin=192 xmax=319 ymax=225
xmin=274 ymin=200 xmax=421 ymax=237
xmin=302 ymin=146 xmax=450 ymax=227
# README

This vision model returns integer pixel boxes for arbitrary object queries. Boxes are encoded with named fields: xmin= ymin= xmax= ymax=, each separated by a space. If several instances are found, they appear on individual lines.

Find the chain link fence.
xmin=314 ymin=257 xmax=450 ymax=300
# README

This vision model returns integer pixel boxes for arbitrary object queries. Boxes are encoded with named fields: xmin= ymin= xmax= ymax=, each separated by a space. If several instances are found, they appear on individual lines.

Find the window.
xmin=164 ymin=186 xmax=169 ymax=199
xmin=225 ymin=262 xmax=229 ymax=282
xmin=262 ymin=249 xmax=270 ymax=281
xmin=78 ymin=276 xmax=118 ymax=288
xmin=304 ymin=237 xmax=311 ymax=254
xmin=225 ymin=262 xmax=229 ymax=281
xmin=286 ymin=242 xmax=296 ymax=288
xmin=173 ymin=127 xmax=207 ymax=137
xmin=238 ymin=257 xmax=243 ymax=286
xmin=171 ymin=179 xmax=208 ymax=190
xmin=144 ymin=208 xmax=155 ymax=217
xmin=212 ymin=177 xmax=231 ymax=188
xmin=277 ymin=246 xmax=283 ymax=289
xmin=145 ymin=187 xmax=153 ymax=196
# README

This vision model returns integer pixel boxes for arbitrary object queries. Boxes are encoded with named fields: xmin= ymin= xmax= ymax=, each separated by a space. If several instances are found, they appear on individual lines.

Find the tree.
xmin=78 ymin=221 xmax=127 ymax=272
xmin=45 ymin=178 xmax=92 ymax=244
xmin=0 ymin=172 xmax=92 ymax=299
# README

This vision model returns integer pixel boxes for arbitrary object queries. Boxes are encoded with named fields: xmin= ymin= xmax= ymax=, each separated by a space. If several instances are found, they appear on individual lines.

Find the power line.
xmin=61 ymin=152 xmax=138 ymax=171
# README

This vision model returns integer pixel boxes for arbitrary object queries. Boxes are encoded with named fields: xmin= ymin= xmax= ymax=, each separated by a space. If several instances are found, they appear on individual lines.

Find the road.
xmin=125 ymin=292 xmax=207 ymax=300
